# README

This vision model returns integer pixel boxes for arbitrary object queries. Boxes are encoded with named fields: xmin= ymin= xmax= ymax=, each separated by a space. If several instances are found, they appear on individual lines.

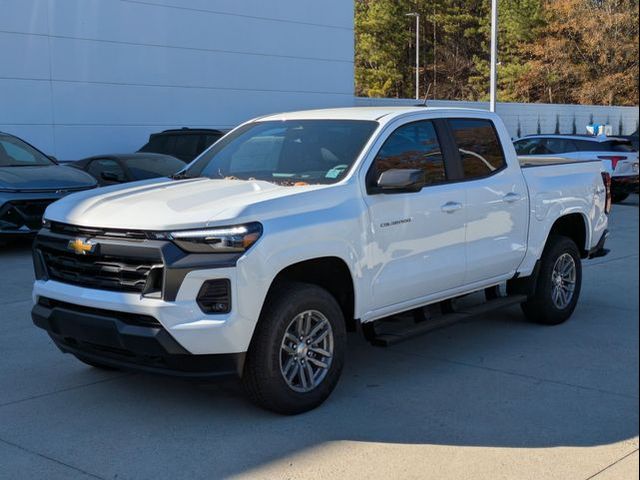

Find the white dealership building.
xmin=1 ymin=0 xmax=638 ymax=159
xmin=1 ymin=0 xmax=355 ymax=158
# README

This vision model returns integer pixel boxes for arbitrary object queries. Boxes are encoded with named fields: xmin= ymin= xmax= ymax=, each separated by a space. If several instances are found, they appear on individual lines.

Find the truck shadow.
xmin=40 ymin=305 xmax=634 ymax=478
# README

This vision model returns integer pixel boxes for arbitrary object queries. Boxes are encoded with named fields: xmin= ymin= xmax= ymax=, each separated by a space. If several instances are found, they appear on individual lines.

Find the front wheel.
xmin=521 ymin=235 xmax=582 ymax=325
xmin=242 ymin=281 xmax=346 ymax=414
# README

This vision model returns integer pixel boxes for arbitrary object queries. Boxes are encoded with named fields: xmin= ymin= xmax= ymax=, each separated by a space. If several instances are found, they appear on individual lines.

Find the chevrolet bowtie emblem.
xmin=67 ymin=238 xmax=96 ymax=255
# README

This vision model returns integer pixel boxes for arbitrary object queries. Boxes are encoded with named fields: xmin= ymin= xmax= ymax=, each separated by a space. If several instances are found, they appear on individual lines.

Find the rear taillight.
xmin=601 ymin=172 xmax=612 ymax=214
xmin=598 ymin=155 xmax=625 ymax=170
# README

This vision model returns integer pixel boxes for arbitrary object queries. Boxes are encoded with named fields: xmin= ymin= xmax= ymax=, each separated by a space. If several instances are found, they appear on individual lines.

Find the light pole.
xmin=489 ymin=0 xmax=498 ymax=112
xmin=406 ymin=12 xmax=420 ymax=100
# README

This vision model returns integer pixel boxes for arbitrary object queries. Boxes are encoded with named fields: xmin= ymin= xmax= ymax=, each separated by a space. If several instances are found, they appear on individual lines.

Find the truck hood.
xmin=44 ymin=177 xmax=332 ymax=230
xmin=0 ymin=165 xmax=97 ymax=191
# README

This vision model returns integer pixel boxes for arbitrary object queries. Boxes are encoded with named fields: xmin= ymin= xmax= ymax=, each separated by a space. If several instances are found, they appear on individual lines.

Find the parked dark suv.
xmin=138 ymin=128 xmax=225 ymax=162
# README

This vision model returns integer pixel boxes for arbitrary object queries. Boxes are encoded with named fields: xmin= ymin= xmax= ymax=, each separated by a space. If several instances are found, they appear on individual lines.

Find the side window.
xmin=448 ymin=119 xmax=507 ymax=179
xmin=87 ymin=159 xmax=126 ymax=182
xmin=514 ymin=139 xmax=544 ymax=155
xmin=544 ymin=138 xmax=578 ymax=154
xmin=373 ymin=120 xmax=446 ymax=186
xmin=575 ymin=140 xmax=605 ymax=152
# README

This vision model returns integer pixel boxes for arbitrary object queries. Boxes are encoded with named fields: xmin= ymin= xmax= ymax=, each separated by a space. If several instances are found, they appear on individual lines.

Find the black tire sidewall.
xmin=243 ymin=281 xmax=346 ymax=414
xmin=524 ymin=236 xmax=582 ymax=325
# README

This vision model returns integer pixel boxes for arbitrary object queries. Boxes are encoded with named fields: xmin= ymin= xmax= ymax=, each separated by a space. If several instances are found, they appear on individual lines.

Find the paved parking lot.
xmin=0 ymin=196 xmax=638 ymax=480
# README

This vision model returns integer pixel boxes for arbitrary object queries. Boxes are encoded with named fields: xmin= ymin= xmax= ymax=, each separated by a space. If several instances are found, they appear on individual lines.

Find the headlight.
xmin=42 ymin=219 xmax=51 ymax=229
xmin=160 ymin=222 xmax=263 ymax=253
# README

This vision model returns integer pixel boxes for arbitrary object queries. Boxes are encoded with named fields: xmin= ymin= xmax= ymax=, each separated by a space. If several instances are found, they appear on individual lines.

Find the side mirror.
xmin=48 ymin=155 xmax=58 ymax=163
xmin=100 ymin=171 xmax=123 ymax=183
xmin=376 ymin=168 xmax=425 ymax=193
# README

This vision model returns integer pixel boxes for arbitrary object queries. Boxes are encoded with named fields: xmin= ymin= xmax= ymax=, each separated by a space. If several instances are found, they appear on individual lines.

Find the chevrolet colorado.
xmin=32 ymin=107 xmax=610 ymax=414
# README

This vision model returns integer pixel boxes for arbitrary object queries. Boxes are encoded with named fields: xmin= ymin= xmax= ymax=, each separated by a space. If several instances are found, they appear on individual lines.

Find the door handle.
xmin=441 ymin=201 xmax=463 ymax=213
xmin=503 ymin=192 xmax=522 ymax=203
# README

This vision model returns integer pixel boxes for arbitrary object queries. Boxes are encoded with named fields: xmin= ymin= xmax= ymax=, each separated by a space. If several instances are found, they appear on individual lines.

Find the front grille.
xmin=41 ymin=247 xmax=162 ymax=293
xmin=0 ymin=200 xmax=55 ymax=231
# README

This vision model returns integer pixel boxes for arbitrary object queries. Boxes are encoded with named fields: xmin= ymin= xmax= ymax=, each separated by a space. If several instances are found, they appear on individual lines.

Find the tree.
xmin=509 ymin=0 xmax=639 ymax=105
xmin=354 ymin=0 xmax=639 ymax=106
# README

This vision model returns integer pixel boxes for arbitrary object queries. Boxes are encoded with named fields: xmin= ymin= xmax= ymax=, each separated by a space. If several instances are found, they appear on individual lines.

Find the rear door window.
xmin=448 ymin=119 xmax=507 ymax=179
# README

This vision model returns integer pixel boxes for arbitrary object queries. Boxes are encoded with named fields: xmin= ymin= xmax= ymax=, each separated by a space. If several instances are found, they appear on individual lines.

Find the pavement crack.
xmin=584 ymin=447 xmax=639 ymax=479
xmin=0 ymin=373 xmax=135 ymax=409
xmin=0 ymin=436 xmax=109 ymax=480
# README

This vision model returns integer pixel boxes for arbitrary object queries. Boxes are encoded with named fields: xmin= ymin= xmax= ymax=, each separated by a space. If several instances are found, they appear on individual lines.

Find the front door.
xmin=363 ymin=119 xmax=468 ymax=311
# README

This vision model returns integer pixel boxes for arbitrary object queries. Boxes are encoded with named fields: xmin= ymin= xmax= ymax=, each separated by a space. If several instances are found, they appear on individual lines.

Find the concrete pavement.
xmin=0 ymin=196 xmax=638 ymax=480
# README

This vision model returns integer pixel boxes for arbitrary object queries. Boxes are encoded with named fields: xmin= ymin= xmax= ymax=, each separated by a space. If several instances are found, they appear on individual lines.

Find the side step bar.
xmin=364 ymin=294 xmax=528 ymax=347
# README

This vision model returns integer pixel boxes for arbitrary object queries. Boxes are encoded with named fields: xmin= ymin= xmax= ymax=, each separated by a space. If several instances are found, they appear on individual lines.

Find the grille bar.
xmin=41 ymin=247 xmax=162 ymax=293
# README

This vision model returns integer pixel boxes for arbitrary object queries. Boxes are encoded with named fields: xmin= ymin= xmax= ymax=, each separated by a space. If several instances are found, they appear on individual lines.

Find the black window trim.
xmin=443 ymin=117 xmax=509 ymax=183
xmin=365 ymin=118 xmax=458 ymax=195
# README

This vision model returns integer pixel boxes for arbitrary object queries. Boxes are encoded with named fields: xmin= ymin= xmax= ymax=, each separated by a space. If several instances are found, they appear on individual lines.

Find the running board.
xmin=364 ymin=294 xmax=528 ymax=347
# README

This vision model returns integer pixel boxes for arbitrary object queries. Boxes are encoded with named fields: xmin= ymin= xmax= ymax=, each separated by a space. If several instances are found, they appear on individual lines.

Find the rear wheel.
xmin=612 ymin=192 xmax=629 ymax=203
xmin=521 ymin=235 xmax=582 ymax=325
xmin=242 ymin=281 xmax=346 ymax=414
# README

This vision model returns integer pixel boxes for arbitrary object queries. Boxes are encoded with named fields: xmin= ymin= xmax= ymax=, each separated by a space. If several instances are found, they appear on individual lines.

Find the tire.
xmin=242 ymin=281 xmax=346 ymax=415
xmin=74 ymin=355 xmax=121 ymax=371
xmin=521 ymin=235 xmax=582 ymax=325
xmin=612 ymin=192 xmax=629 ymax=203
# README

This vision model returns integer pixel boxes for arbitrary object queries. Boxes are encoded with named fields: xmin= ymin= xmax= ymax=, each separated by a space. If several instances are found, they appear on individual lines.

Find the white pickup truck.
xmin=32 ymin=107 xmax=611 ymax=414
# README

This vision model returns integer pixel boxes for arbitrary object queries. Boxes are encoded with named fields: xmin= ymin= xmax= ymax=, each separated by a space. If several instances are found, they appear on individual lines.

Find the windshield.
xmin=180 ymin=120 xmax=378 ymax=185
xmin=0 ymin=135 xmax=54 ymax=167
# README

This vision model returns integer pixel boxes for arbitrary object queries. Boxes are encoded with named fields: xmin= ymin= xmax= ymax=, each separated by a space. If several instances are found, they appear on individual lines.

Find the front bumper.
xmin=32 ymin=225 xmax=263 ymax=356
xmin=32 ymin=297 xmax=243 ymax=377
xmin=611 ymin=175 xmax=639 ymax=194
xmin=0 ymin=190 xmax=93 ymax=235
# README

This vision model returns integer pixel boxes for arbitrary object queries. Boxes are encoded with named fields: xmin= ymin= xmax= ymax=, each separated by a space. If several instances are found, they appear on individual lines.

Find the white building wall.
xmin=356 ymin=97 xmax=640 ymax=139
xmin=0 ymin=0 xmax=355 ymax=159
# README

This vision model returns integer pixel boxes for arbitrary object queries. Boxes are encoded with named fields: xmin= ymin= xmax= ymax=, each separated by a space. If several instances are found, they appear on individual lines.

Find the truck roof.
xmin=258 ymin=106 xmax=491 ymax=122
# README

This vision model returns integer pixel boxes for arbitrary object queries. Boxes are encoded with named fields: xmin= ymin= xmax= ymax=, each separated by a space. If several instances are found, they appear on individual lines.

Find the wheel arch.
xmin=545 ymin=212 xmax=590 ymax=258
xmin=261 ymin=256 xmax=357 ymax=332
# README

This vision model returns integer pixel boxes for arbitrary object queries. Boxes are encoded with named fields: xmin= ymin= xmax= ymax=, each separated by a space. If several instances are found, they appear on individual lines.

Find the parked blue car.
xmin=0 ymin=132 xmax=97 ymax=236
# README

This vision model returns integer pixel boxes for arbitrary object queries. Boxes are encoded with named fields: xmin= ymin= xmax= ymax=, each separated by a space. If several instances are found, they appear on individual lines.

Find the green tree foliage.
xmin=355 ymin=0 xmax=639 ymax=105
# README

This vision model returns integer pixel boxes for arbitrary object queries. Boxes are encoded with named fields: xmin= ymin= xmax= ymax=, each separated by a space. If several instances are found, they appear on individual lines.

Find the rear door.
xmin=446 ymin=118 xmax=529 ymax=284
xmin=363 ymin=118 xmax=467 ymax=310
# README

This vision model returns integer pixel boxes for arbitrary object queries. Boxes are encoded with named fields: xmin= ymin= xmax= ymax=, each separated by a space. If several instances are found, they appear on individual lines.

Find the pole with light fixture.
xmin=406 ymin=12 xmax=420 ymax=100
xmin=489 ymin=0 xmax=498 ymax=112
